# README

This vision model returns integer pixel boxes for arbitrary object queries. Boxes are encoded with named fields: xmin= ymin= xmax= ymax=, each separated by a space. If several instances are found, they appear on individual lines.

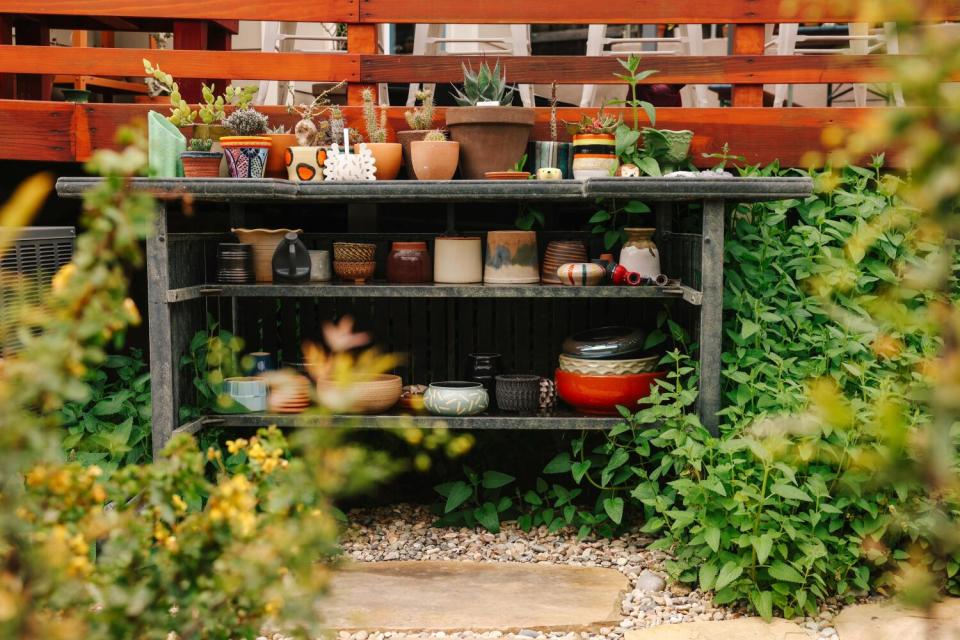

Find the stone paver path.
xmin=833 ymin=599 xmax=960 ymax=640
xmin=325 ymin=560 xmax=630 ymax=632
xmin=624 ymin=619 xmax=809 ymax=640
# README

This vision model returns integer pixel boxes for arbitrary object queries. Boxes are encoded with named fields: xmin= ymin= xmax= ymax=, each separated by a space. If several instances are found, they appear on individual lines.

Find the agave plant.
xmin=451 ymin=60 xmax=516 ymax=106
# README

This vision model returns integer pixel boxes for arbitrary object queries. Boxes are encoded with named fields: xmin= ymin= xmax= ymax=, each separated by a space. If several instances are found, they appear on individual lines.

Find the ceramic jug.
xmin=619 ymin=228 xmax=661 ymax=279
xmin=271 ymin=232 xmax=311 ymax=283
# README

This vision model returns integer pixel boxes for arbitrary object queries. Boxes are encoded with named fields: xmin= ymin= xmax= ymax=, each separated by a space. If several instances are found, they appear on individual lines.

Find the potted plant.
xmin=220 ymin=107 xmax=271 ymax=179
xmin=398 ymin=89 xmax=436 ymax=178
xmin=355 ymin=87 xmax=402 ymax=180
xmin=445 ymin=60 xmax=535 ymax=179
xmin=409 ymin=130 xmax=460 ymax=180
xmin=181 ymin=138 xmax=222 ymax=178
xmin=567 ymin=108 xmax=621 ymax=179
xmin=533 ymin=82 xmax=572 ymax=178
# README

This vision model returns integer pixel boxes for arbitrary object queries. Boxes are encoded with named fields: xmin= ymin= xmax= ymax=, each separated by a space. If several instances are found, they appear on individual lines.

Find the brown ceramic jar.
xmin=386 ymin=241 xmax=432 ymax=284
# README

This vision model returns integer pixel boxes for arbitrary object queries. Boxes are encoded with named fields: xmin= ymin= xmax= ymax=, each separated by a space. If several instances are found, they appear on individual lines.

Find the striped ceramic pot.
xmin=423 ymin=381 xmax=489 ymax=416
xmin=557 ymin=262 xmax=605 ymax=286
xmin=571 ymin=133 xmax=618 ymax=179
xmin=541 ymin=239 xmax=588 ymax=284
xmin=220 ymin=136 xmax=271 ymax=179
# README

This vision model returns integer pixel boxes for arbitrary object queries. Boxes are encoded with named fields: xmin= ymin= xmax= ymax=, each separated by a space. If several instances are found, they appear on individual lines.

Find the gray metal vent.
xmin=0 ymin=227 xmax=76 ymax=357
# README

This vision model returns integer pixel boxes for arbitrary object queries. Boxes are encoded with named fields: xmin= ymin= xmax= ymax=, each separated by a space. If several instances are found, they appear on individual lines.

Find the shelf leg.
xmin=147 ymin=202 xmax=176 ymax=457
xmin=228 ymin=203 xmax=245 ymax=335
xmin=698 ymin=199 xmax=724 ymax=436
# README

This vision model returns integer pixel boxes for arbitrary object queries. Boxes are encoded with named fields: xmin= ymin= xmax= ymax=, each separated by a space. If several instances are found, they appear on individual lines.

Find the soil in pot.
xmin=446 ymin=107 xmax=535 ymax=179
xmin=410 ymin=140 xmax=460 ymax=180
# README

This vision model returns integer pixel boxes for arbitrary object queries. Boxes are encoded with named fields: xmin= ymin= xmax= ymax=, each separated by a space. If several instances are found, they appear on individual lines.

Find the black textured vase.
xmin=495 ymin=374 xmax=541 ymax=415
xmin=271 ymin=232 xmax=311 ymax=284
xmin=464 ymin=353 xmax=502 ymax=410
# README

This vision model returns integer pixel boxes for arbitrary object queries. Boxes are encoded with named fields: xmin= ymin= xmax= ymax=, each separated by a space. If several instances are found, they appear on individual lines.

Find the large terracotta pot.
xmin=445 ymin=107 xmax=535 ymax=179
xmin=231 ymin=228 xmax=303 ymax=282
xmin=397 ymin=130 xmax=429 ymax=178
xmin=410 ymin=140 xmax=460 ymax=180
xmin=265 ymin=133 xmax=297 ymax=178
xmin=484 ymin=230 xmax=539 ymax=285
xmin=220 ymin=136 xmax=271 ymax=179
xmin=355 ymin=142 xmax=402 ymax=180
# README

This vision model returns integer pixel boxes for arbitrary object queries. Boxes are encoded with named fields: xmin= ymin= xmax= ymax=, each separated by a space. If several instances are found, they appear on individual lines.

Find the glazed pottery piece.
xmin=224 ymin=377 xmax=267 ymax=412
xmin=465 ymin=353 xmax=502 ymax=409
xmin=558 ymin=353 xmax=660 ymax=376
xmin=397 ymin=130 xmax=429 ymax=178
xmin=541 ymin=239 xmax=588 ymax=284
xmin=557 ymin=262 xmax=605 ymax=286
xmin=410 ymin=140 xmax=460 ymax=180
xmin=262 ymin=370 xmax=312 ymax=414
xmin=316 ymin=374 xmax=401 ymax=414
xmin=571 ymin=133 xmax=617 ymax=179
xmin=423 ymin=381 xmax=489 ymax=417
xmin=285 ymin=146 xmax=327 ymax=182
xmin=537 ymin=167 xmax=563 ymax=180
xmin=181 ymin=151 xmax=223 ymax=178
xmin=484 ymin=230 xmax=539 ymax=285
xmin=220 ymin=136 xmax=271 ymax=179
xmin=271 ymin=232 xmax=311 ymax=284
xmin=334 ymin=260 xmax=376 ymax=284
xmin=147 ymin=111 xmax=186 ymax=177
xmin=539 ymin=377 xmax=558 ymax=412
xmin=434 ymin=237 xmax=483 ymax=284
xmin=308 ymin=250 xmax=332 ymax=282
xmin=266 ymin=133 xmax=298 ymax=178
xmin=232 ymin=228 xmax=303 ymax=283
xmin=495 ymin=374 xmax=541 ymax=415
xmin=484 ymin=171 xmax=530 ymax=180
xmin=562 ymin=326 xmax=647 ymax=360
xmin=555 ymin=369 xmax=666 ymax=415
xmin=641 ymin=128 xmax=693 ymax=166
xmin=533 ymin=141 xmax=572 ymax=178
xmin=619 ymin=228 xmax=661 ymax=279
xmin=333 ymin=242 xmax=376 ymax=263
xmin=217 ymin=243 xmax=254 ymax=284
xmin=446 ymin=107 xmax=535 ymax=179
xmin=386 ymin=241 xmax=432 ymax=284
xmin=242 ymin=352 xmax=275 ymax=376
xmin=356 ymin=142 xmax=402 ymax=180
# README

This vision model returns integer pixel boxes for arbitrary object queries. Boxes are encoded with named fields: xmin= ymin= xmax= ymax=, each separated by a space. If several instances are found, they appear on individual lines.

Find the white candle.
xmin=343 ymin=127 xmax=350 ymax=155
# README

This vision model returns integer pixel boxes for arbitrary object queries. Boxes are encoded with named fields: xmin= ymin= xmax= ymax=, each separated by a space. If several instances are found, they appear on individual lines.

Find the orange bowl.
xmin=554 ymin=368 xmax=666 ymax=416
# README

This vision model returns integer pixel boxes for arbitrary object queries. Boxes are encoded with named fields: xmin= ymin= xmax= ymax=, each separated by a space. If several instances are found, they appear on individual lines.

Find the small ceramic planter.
xmin=484 ymin=230 xmax=539 ymax=285
xmin=533 ymin=141 xmax=572 ymax=179
xmin=410 ymin=140 xmax=460 ymax=180
xmin=423 ymin=381 xmax=489 ymax=417
xmin=619 ymin=228 xmax=661 ymax=279
xmin=397 ymin=130 xmax=429 ymax=178
xmin=571 ymin=133 xmax=617 ymax=179
xmin=557 ymin=262 xmax=605 ymax=286
xmin=285 ymin=146 xmax=327 ymax=182
xmin=465 ymin=353 xmax=502 ymax=410
xmin=221 ymin=136 xmax=271 ymax=179
xmin=266 ymin=133 xmax=298 ymax=178
xmin=356 ymin=142 xmax=402 ymax=180
xmin=224 ymin=377 xmax=267 ymax=412
xmin=434 ymin=237 xmax=483 ymax=284
xmin=541 ymin=239 xmax=588 ymax=285
xmin=641 ymin=128 xmax=693 ymax=166
xmin=495 ymin=374 xmax=541 ymax=415
xmin=386 ymin=241 xmax=432 ymax=284
xmin=309 ymin=250 xmax=332 ymax=282
xmin=181 ymin=151 xmax=223 ymax=178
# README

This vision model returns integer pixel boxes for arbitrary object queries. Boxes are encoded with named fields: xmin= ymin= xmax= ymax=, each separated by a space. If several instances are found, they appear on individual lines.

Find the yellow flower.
xmin=25 ymin=466 xmax=47 ymax=487
xmin=207 ymin=447 xmax=222 ymax=461
xmin=67 ymin=555 xmax=92 ymax=577
xmin=123 ymin=297 xmax=142 ymax=326
xmin=261 ymin=458 xmax=278 ymax=474
xmin=164 ymin=536 xmax=179 ymax=553
xmin=87 ymin=465 xmax=103 ymax=478
xmin=172 ymin=494 xmax=188 ymax=514
xmin=91 ymin=484 xmax=106 ymax=503
xmin=51 ymin=263 xmax=76 ymax=294
xmin=226 ymin=438 xmax=248 ymax=454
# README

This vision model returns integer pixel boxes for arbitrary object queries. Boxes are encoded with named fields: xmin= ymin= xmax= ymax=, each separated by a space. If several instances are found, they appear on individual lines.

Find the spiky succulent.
xmin=424 ymin=130 xmax=447 ymax=142
xmin=451 ymin=60 xmax=516 ymax=106
xmin=222 ymin=108 xmax=269 ymax=136
xmin=404 ymin=90 xmax=436 ymax=130
xmin=187 ymin=138 xmax=213 ymax=152
xmin=565 ymin=107 xmax=621 ymax=135
xmin=266 ymin=124 xmax=290 ymax=135
xmin=361 ymin=87 xmax=388 ymax=143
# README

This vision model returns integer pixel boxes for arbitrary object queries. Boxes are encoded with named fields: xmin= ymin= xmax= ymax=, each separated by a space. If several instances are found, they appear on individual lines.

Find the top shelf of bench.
xmin=55 ymin=177 xmax=814 ymax=204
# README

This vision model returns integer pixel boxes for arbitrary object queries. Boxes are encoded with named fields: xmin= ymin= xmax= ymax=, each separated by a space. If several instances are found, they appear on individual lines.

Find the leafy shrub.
xmin=434 ymin=467 xmax=516 ymax=532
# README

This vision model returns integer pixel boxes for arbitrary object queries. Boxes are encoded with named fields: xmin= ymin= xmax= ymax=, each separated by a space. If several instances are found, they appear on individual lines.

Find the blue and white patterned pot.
xmin=423 ymin=381 xmax=489 ymax=417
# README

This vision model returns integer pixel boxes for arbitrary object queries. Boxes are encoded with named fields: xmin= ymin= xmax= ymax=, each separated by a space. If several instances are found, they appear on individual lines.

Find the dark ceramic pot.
xmin=217 ymin=243 xmax=254 ymax=284
xmin=386 ymin=241 xmax=432 ymax=284
xmin=271 ymin=232 xmax=311 ymax=283
xmin=464 ymin=353 xmax=502 ymax=409
xmin=561 ymin=326 xmax=646 ymax=360
xmin=495 ymin=374 xmax=541 ymax=415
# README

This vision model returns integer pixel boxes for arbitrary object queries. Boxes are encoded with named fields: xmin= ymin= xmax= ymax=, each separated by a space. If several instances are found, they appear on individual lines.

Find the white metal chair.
xmin=255 ymin=22 xmax=346 ymax=105
xmin=770 ymin=23 xmax=904 ymax=107
xmin=579 ymin=24 xmax=712 ymax=108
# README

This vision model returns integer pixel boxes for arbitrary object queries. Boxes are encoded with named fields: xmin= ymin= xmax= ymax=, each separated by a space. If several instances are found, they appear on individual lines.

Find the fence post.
xmin=731 ymin=24 xmax=764 ymax=107
xmin=347 ymin=24 xmax=378 ymax=105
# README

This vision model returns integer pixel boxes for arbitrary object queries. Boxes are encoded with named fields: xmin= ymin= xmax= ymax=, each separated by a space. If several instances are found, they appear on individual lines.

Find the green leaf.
xmin=769 ymin=561 xmax=805 ymax=584
xmin=444 ymin=482 xmax=473 ymax=513
xmin=543 ymin=453 xmax=572 ymax=474
xmin=705 ymin=527 xmax=721 ymax=552
xmin=714 ymin=561 xmax=743 ymax=591
xmin=699 ymin=563 xmax=718 ymax=591
xmin=640 ymin=100 xmax=657 ymax=126
xmin=740 ymin=320 xmax=760 ymax=340
xmin=571 ymin=460 xmax=591 ymax=484
xmin=604 ymin=230 xmax=622 ymax=250
xmin=589 ymin=210 xmax=611 ymax=223
xmin=473 ymin=502 xmax=501 ymax=532
xmin=753 ymin=534 xmax=774 ymax=564
xmin=635 ymin=156 xmax=661 ymax=177
xmin=771 ymin=483 xmax=812 ymax=502
xmin=602 ymin=496 xmax=624 ymax=524
xmin=753 ymin=590 xmax=774 ymax=620
xmin=623 ymin=200 xmax=650 ymax=214
xmin=482 ymin=470 xmax=515 ymax=489
xmin=523 ymin=490 xmax=542 ymax=506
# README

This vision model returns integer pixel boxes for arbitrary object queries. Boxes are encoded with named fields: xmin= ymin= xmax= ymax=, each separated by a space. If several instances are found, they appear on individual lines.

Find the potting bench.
xmin=56 ymin=176 xmax=812 ymax=457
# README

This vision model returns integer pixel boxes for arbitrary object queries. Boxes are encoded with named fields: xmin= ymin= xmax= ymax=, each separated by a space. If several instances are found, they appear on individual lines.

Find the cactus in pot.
xmin=410 ymin=129 xmax=460 ymax=181
xmin=357 ymin=87 xmax=402 ymax=180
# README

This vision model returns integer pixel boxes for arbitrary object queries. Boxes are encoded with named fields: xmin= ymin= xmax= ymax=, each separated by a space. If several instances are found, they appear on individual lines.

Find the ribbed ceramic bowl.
xmin=559 ymin=353 xmax=660 ymax=375
xmin=334 ymin=242 xmax=376 ymax=262
xmin=334 ymin=260 xmax=376 ymax=283
xmin=317 ymin=374 xmax=402 ymax=414
xmin=495 ymin=374 xmax=541 ymax=414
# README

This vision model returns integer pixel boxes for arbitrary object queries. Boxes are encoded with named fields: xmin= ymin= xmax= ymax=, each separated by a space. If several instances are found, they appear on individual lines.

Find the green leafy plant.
xmin=404 ymin=89 xmax=436 ymax=130
xmin=187 ymin=137 xmax=213 ymax=152
xmin=512 ymin=153 xmax=528 ymax=173
xmin=179 ymin=321 xmax=247 ymax=420
xmin=451 ymin=60 xmax=516 ymax=106
xmin=702 ymin=143 xmax=745 ymax=173
xmin=143 ymin=59 xmax=256 ymax=126
xmin=589 ymin=198 xmax=651 ymax=250
xmin=608 ymin=55 xmax=657 ymax=171
xmin=515 ymin=203 xmax=544 ymax=230
xmin=434 ymin=466 xmax=516 ymax=532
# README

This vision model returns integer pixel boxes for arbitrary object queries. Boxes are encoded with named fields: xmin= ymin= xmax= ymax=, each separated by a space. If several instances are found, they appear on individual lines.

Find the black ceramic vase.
xmin=464 ymin=353 xmax=502 ymax=410
xmin=271 ymin=232 xmax=311 ymax=284
xmin=495 ymin=374 xmax=541 ymax=415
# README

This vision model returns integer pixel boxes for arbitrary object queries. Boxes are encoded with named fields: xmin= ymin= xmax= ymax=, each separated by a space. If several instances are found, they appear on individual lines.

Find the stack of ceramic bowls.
xmin=554 ymin=326 xmax=665 ymax=415
xmin=263 ymin=371 xmax=312 ymax=414
xmin=333 ymin=242 xmax=377 ymax=284
xmin=217 ymin=243 xmax=254 ymax=284
xmin=541 ymin=240 xmax=587 ymax=284
xmin=224 ymin=377 xmax=267 ymax=412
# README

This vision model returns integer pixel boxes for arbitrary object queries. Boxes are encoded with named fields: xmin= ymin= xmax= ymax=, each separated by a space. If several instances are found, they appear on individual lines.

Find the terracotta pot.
xmin=397 ymin=130 xmax=429 ymax=178
xmin=220 ymin=136 xmax=271 ymax=179
xmin=571 ymin=133 xmax=617 ymax=179
xmin=619 ymin=228 xmax=660 ymax=279
xmin=231 ymin=228 xmax=303 ymax=282
xmin=555 ymin=369 xmax=665 ymax=416
xmin=266 ymin=133 xmax=298 ymax=178
xmin=541 ymin=239 xmax=588 ymax=284
xmin=410 ymin=140 xmax=460 ymax=180
xmin=386 ymin=241 xmax=432 ymax=283
xmin=355 ymin=142 xmax=402 ymax=180
xmin=445 ymin=107 xmax=535 ymax=179
xmin=181 ymin=151 xmax=223 ymax=178
xmin=484 ymin=230 xmax=539 ymax=285
xmin=434 ymin=237 xmax=483 ymax=284
xmin=285 ymin=146 xmax=327 ymax=182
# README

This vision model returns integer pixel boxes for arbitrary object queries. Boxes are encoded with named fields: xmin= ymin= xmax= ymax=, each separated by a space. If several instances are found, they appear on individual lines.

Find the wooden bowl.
xmin=334 ymin=260 xmax=376 ymax=284
xmin=333 ymin=242 xmax=376 ymax=262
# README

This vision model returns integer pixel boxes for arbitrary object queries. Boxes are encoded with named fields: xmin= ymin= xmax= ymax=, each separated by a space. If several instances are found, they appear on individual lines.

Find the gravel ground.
xmin=315 ymin=504 xmax=848 ymax=640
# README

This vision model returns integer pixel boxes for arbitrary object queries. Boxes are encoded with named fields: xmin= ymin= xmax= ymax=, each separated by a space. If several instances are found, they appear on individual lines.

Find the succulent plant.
xmin=187 ymin=138 xmax=214 ymax=152
xmin=451 ymin=60 xmax=516 ymax=106
xmin=424 ymin=130 xmax=447 ymax=142
xmin=143 ymin=59 xmax=195 ymax=126
xmin=565 ymin=107 xmax=621 ymax=136
xmin=361 ymin=88 xmax=388 ymax=143
xmin=266 ymin=124 xmax=290 ymax=135
xmin=404 ymin=90 xmax=436 ymax=130
xmin=222 ymin=108 xmax=269 ymax=136
xmin=144 ymin=59 xmax=258 ymax=127
xmin=286 ymin=79 xmax=346 ymax=146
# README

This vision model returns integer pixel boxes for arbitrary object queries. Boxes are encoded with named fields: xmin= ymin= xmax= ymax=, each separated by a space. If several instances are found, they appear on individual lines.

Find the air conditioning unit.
xmin=0 ymin=226 xmax=76 ymax=357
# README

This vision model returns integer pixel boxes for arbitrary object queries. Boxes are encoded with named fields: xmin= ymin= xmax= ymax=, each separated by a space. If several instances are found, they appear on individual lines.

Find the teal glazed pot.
xmin=423 ymin=381 xmax=489 ymax=416
xmin=532 ymin=141 xmax=573 ymax=179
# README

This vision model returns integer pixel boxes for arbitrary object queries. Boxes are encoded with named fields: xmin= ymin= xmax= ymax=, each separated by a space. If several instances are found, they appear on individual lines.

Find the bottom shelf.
xmin=176 ymin=409 xmax=623 ymax=434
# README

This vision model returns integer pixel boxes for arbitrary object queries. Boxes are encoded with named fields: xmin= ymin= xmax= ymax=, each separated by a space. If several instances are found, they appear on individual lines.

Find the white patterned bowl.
xmin=423 ymin=381 xmax=489 ymax=416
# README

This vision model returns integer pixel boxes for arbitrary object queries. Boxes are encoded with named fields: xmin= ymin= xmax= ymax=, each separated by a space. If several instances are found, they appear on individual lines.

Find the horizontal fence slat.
xmin=0 ymin=0 xmax=358 ymax=22
xmin=0 ymin=46 xmax=361 ymax=82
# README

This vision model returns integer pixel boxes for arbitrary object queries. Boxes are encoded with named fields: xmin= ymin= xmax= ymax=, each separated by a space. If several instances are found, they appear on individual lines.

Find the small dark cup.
xmin=495 ymin=374 xmax=541 ymax=415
